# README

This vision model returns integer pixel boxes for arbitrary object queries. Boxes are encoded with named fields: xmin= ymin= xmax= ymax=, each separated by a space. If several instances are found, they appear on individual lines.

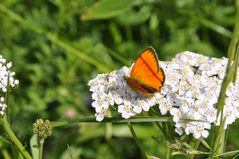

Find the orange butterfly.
xmin=125 ymin=47 xmax=165 ymax=96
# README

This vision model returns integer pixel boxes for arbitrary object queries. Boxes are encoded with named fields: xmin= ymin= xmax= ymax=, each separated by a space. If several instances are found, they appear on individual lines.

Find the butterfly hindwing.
xmin=125 ymin=77 xmax=157 ymax=95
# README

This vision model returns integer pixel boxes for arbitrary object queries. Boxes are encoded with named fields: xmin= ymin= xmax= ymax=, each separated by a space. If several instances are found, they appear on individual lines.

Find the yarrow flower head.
xmin=0 ymin=55 xmax=19 ymax=116
xmin=88 ymin=51 xmax=239 ymax=139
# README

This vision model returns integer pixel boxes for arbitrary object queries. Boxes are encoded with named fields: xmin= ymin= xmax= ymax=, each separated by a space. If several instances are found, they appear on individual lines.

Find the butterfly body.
xmin=125 ymin=47 xmax=165 ymax=96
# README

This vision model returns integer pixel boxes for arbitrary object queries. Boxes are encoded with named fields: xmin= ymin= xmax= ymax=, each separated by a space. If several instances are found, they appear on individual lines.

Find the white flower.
xmin=193 ymin=123 xmax=210 ymax=139
xmin=223 ymin=105 xmax=237 ymax=128
xmin=170 ymin=108 xmax=182 ymax=122
xmin=88 ymin=51 xmax=239 ymax=139
xmin=95 ymin=109 xmax=111 ymax=122
xmin=133 ymin=98 xmax=150 ymax=113
xmin=0 ymin=55 xmax=19 ymax=116
xmin=112 ymin=91 xmax=123 ymax=105
xmin=118 ymin=104 xmax=135 ymax=119
xmin=0 ymin=97 xmax=7 ymax=116
xmin=92 ymin=99 xmax=109 ymax=113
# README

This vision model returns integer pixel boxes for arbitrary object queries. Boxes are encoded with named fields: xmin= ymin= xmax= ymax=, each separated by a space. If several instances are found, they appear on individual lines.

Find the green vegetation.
xmin=0 ymin=0 xmax=238 ymax=158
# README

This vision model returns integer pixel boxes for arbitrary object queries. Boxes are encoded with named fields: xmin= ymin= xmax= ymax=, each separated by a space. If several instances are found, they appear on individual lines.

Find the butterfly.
xmin=124 ymin=47 xmax=165 ymax=96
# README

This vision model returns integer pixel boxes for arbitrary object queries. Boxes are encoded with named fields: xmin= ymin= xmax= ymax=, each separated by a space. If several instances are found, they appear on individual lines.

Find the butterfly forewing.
xmin=130 ymin=47 xmax=159 ymax=79
xmin=128 ymin=47 xmax=164 ymax=94
xmin=138 ymin=69 xmax=164 ymax=92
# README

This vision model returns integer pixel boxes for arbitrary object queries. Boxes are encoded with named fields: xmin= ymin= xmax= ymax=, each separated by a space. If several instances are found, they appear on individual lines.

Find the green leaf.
xmin=50 ymin=116 xmax=173 ymax=128
xmin=213 ymin=150 xmax=239 ymax=158
xmin=199 ymin=138 xmax=212 ymax=151
xmin=81 ymin=0 xmax=135 ymax=21
xmin=200 ymin=18 xmax=232 ymax=38
xmin=117 ymin=6 xmax=152 ymax=25
xmin=30 ymin=134 xmax=39 ymax=159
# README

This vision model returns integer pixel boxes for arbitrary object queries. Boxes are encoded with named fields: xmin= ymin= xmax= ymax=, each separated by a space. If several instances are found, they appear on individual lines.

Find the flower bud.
xmin=33 ymin=119 xmax=52 ymax=144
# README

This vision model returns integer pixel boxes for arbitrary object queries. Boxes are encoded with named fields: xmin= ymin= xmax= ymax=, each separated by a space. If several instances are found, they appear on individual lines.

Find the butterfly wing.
xmin=130 ymin=47 xmax=159 ymax=78
xmin=138 ymin=68 xmax=164 ymax=91
xmin=129 ymin=47 xmax=164 ymax=93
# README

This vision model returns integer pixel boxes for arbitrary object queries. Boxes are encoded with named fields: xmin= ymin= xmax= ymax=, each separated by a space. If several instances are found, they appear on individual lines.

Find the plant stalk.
xmin=166 ymin=140 xmax=172 ymax=159
xmin=1 ymin=116 xmax=32 ymax=159
xmin=212 ymin=0 xmax=239 ymax=158
xmin=39 ymin=141 xmax=44 ymax=159
xmin=127 ymin=122 xmax=147 ymax=159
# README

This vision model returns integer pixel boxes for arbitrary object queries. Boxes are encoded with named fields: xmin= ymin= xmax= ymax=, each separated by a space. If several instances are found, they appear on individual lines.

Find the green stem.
xmin=2 ymin=149 xmax=11 ymax=159
xmin=165 ymin=123 xmax=172 ymax=159
xmin=50 ymin=116 xmax=172 ymax=128
xmin=188 ymin=139 xmax=201 ymax=159
xmin=166 ymin=141 xmax=171 ymax=159
xmin=155 ymin=122 xmax=172 ymax=159
xmin=212 ymin=0 xmax=239 ymax=158
xmin=127 ymin=122 xmax=146 ymax=159
xmin=39 ymin=141 xmax=44 ymax=159
xmin=1 ymin=116 xmax=32 ymax=159
xmin=105 ymin=123 xmax=112 ymax=140
xmin=155 ymin=122 xmax=167 ymax=139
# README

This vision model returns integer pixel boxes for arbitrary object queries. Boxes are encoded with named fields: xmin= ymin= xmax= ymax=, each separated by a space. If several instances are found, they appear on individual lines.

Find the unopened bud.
xmin=33 ymin=119 xmax=52 ymax=144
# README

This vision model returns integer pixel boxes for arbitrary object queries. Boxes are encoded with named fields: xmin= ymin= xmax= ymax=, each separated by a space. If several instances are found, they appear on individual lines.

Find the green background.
xmin=0 ymin=0 xmax=238 ymax=158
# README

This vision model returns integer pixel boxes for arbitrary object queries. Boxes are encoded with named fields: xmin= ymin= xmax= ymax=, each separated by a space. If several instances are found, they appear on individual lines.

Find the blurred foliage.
xmin=0 ymin=0 xmax=237 ymax=158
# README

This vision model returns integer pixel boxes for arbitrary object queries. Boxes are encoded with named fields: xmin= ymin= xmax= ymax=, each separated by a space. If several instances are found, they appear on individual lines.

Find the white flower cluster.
xmin=88 ymin=51 xmax=239 ymax=139
xmin=0 ymin=55 xmax=19 ymax=116
xmin=0 ymin=97 xmax=7 ymax=116
xmin=88 ymin=66 xmax=157 ymax=121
